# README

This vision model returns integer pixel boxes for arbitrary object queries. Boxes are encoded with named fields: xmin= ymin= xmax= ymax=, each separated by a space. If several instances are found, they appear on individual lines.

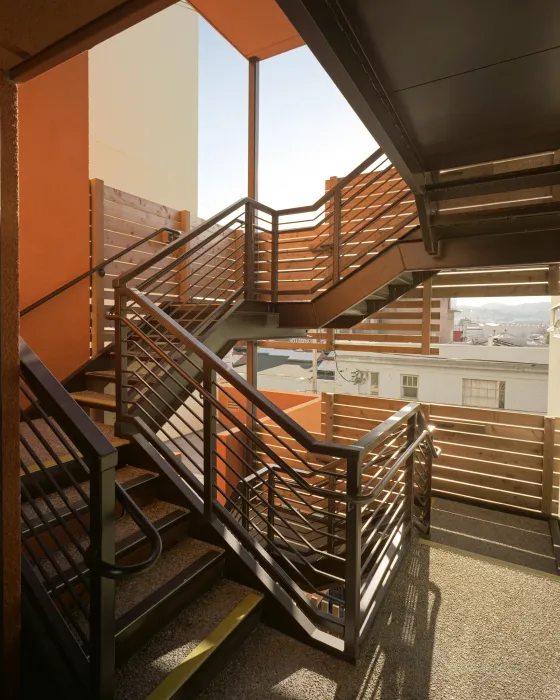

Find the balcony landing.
xmin=198 ymin=510 xmax=560 ymax=700
xmin=430 ymin=497 xmax=557 ymax=575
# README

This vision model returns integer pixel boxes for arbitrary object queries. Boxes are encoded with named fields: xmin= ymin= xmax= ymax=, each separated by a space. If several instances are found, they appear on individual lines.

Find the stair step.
xmin=71 ymin=390 xmax=117 ymax=411
xmin=85 ymin=369 xmax=116 ymax=383
xmin=48 ymin=506 xmax=193 ymax=599
xmin=115 ymin=547 xmax=226 ymax=664
xmin=21 ymin=465 xmax=156 ymax=537
xmin=36 ymin=499 xmax=188 ymax=583
xmin=115 ymin=580 xmax=262 ymax=700
xmin=20 ymin=419 xmax=127 ymax=476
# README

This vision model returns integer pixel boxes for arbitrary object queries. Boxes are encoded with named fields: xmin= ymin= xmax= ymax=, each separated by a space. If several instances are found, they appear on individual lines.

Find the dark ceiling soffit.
xmin=276 ymin=0 xmax=425 ymax=193
xmin=9 ymin=0 xmax=177 ymax=83
xmin=427 ymin=163 xmax=560 ymax=201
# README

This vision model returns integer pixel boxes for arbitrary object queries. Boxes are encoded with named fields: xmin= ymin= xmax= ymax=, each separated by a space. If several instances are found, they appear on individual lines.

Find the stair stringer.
xmin=277 ymin=224 xmax=560 ymax=330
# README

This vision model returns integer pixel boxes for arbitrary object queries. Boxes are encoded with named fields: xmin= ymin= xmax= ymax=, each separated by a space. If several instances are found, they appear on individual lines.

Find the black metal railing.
xmin=112 ymin=289 xmax=435 ymax=659
xmin=20 ymin=226 xmax=182 ymax=318
xmin=19 ymin=339 xmax=162 ymax=698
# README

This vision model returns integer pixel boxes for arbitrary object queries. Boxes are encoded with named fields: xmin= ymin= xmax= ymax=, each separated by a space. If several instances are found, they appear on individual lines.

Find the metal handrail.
xmin=114 ymin=287 xmax=435 ymax=506
xmin=113 ymin=148 xmax=384 ymax=291
xmin=92 ymin=484 xmax=163 ymax=580
xmin=20 ymin=147 xmax=388 ymax=320
xmin=20 ymin=226 xmax=182 ymax=317
xmin=19 ymin=338 xmax=163 ymax=578
xmin=275 ymin=148 xmax=384 ymax=216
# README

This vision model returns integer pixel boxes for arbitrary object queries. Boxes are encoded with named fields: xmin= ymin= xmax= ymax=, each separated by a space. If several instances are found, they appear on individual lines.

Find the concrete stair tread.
xmin=115 ymin=536 xmax=223 ymax=620
xmin=36 ymin=499 xmax=188 ymax=582
xmin=21 ymin=464 xmax=155 ymax=526
xmin=20 ymin=419 xmax=127 ymax=472
xmin=115 ymin=578 xmax=261 ymax=700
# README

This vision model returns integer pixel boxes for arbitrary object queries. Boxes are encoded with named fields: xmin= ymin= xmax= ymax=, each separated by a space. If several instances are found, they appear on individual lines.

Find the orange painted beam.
xmin=190 ymin=0 xmax=304 ymax=59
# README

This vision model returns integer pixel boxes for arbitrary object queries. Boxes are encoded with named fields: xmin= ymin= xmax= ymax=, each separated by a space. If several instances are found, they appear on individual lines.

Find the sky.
xmin=198 ymin=18 xmax=376 ymax=217
xmin=197 ymin=18 xmax=550 ymax=310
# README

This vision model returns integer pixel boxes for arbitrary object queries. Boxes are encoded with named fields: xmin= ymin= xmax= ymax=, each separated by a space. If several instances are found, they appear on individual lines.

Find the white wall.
xmin=333 ymin=354 xmax=548 ymax=413
xmin=89 ymin=3 xmax=198 ymax=214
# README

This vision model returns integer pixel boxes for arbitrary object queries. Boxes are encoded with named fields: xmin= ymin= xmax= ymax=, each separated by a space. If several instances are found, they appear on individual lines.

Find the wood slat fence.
xmin=90 ymin=179 xmax=190 ymax=353
xmin=322 ymin=393 xmax=560 ymax=517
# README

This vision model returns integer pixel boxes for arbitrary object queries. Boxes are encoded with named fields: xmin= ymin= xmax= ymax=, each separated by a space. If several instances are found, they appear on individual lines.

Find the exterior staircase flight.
xmin=22 ymin=145 xmax=560 ymax=699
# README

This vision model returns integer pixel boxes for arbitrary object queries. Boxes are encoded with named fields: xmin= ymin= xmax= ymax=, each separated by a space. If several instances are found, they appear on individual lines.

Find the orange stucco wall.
xmin=217 ymin=386 xmax=317 ymax=430
xmin=215 ymin=388 xmax=322 ymax=502
xmin=19 ymin=53 xmax=91 ymax=380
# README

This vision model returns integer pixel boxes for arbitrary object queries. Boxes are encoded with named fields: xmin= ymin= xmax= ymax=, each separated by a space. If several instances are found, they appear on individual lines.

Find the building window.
xmin=317 ymin=369 xmax=335 ymax=381
xmin=462 ymin=378 xmax=505 ymax=409
xmin=401 ymin=374 xmax=419 ymax=399
xmin=358 ymin=372 xmax=380 ymax=396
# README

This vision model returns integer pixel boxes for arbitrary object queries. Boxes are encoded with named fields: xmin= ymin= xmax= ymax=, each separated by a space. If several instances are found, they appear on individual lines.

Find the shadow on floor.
xmin=430 ymin=497 xmax=557 ymax=574
xmin=200 ymin=543 xmax=441 ymax=700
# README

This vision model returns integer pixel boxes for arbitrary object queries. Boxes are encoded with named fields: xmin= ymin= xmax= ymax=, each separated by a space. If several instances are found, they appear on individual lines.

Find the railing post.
xmin=344 ymin=452 xmax=362 ymax=660
xmin=542 ymin=416 xmax=555 ymax=517
xmin=407 ymin=413 xmax=418 ymax=532
xmin=422 ymin=405 xmax=432 ymax=534
xmin=115 ymin=290 xmax=131 ymax=435
xmin=266 ymin=468 xmax=275 ymax=551
xmin=271 ymin=212 xmax=279 ymax=303
xmin=203 ymin=364 xmax=217 ymax=520
xmin=89 ymin=455 xmax=116 ymax=700
xmin=332 ymin=179 xmax=341 ymax=283
xmin=324 ymin=393 xmax=336 ymax=554
xmin=244 ymin=202 xmax=255 ymax=300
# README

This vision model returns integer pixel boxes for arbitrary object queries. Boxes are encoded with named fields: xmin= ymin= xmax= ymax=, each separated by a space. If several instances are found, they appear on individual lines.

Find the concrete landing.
xmin=199 ymin=539 xmax=560 ymax=700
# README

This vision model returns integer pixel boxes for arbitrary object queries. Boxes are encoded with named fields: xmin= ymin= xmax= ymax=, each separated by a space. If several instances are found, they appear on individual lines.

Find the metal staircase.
xmin=24 ymin=144 xmax=560 ymax=697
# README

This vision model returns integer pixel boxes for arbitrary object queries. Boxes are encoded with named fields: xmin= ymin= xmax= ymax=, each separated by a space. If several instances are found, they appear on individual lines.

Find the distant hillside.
xmin=455 ymin=301 xmax=550 ymax=324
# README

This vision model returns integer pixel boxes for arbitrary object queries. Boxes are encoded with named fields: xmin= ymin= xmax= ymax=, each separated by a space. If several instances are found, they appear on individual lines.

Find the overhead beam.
xmin=427 ymin=163 xmax=560 ymax=202
xmin=400 ymin=229 xmax=560 ymax=271
xmin=432 ymin=201 xmax=560 ymax=240
xmin=10 ymin=0 xmax=176 ymax=83
xmin=276 ymin=0 xmax=425 ymax=193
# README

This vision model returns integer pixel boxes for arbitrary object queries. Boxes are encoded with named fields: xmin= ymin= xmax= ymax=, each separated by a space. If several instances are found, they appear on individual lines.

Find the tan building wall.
xmin=88 ymin=2 xmax=198 ymax=214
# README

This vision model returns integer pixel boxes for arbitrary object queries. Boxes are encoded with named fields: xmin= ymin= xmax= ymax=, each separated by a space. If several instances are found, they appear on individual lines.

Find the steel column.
xmin=0 ymin=71 xmax=21 ymax=698
xmin=246 ymin=56 xmax=260 ymax=495
xmin=89 ymin=456 xmax=116 ymax=700
xmin=343 ymin=454 xmax=362 ymax=660
xmin=248 ymin=57 xmax=259 ymax=200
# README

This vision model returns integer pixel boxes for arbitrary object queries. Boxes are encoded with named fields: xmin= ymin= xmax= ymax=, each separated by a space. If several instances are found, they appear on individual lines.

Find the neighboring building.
xmin=328 ymin=346 xmax=548 ymax=413
xmin=234 ymin=348 xmax=334 ymax=394
xmin=456 ymin=320 xmax=548 ymax=345
xmin=89 ymin=2 xmax=198 ymax=213
xmin=255 ymin=344 xmax=549 ymax=413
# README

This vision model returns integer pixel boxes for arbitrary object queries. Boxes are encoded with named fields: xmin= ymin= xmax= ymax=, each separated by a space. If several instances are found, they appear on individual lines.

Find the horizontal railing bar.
xmin=276 ymin=149 xmax=383 ymax=216
xmin=354 ymin=404 xmax=420 ymax=456
xmin=118 ymin=289 xmax=360 ymax=463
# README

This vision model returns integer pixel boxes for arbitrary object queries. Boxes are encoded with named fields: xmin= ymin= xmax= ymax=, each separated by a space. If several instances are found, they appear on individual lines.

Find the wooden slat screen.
xmin=91 ymin=180 xmax=188 ymax=352
xmin=322 ymin=393 xmax=557 ymax=516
